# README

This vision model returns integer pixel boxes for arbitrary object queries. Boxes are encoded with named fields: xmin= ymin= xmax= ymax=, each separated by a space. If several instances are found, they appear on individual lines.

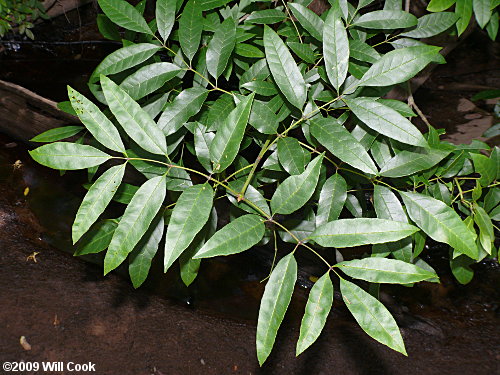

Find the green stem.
xmin=240 ymin=137 xmax=272 ymax=196
xmin=119 ymin=156 xmax=272 ymax=219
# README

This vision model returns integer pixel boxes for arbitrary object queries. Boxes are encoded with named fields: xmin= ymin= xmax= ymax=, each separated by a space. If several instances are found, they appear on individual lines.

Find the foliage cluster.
xmin=0 ymin=0 xmax=47 ymax=38
xmin=29 ymin=0 xmax=499 ymax=364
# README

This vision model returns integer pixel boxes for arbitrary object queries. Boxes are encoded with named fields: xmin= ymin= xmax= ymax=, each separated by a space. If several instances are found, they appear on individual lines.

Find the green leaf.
xmin=427 ymin=0 xmax=456 ymax=12
xmin=30 ymin=126 xmax=84 ymax=142
xmin=310 ymin=218 xmax=419 ymax=248
xmin=74 ymin=219 xmax=118 ymax=256
xmin=194 ymin=214 xmax=265 ymax=258
xmin=120 ymin=62 xmax=182 ymax=100
xmin=206 ymin=94 xmax=235 ymax=131
xmin=296 ymin=272 xmax=333 ymax=355
xmin=370 ymin=138 xmax=393 ymax=169
xmin=178 ymin=0 xmax=204 ymax=61
xmin=356 ymin=46 xmax=441 ymax=88
xmin=473 ymin=203 xmax=494 ymax=254
xmin=349 ymin=39 xmax=381 ymax=64
xmin=73 ymin=164 xmax=126 ymax=244
xmin=112 ymin=183 xmax=139 ymax=204
xmin=338 ymin=258 xmax=437 ymax=284
xmin=340 ymin=278 xmax=406 ymax=355
xmin=156 ymin=0 xmax=176 ymax=42
xmin=210 ymin=93 xmax=254 ymax=173
xmin=164 ymin=183 xmax=214 ymax=272
xmin=471 ymin=153 xmax=496 ymax=187
xmin=248 ymin=100 xmax=279 ymax=134
xmin=473 ymin=0 xmax=491 ymax=28
xmin=105 ymin=175 xmax=167 ymax=274
xmin=277 ymin=137 xmax=310 ymax=175
xmin=353 ymin=10 xmax=417 ymax=29
xmin=486 ymin=10 xmax=499 ymax=40
xmin=241 ymin=81 xmax=278 ymax=96
xmin=323 ymin=5 xmax=349 ymax=91
xmin=450 ymin=255 xmax=475 ymax=284
xmin=263 ymin=25 xmax=307 ymax=109
xmin=455 ymin=0 xmax=473 ymax=35
xmin=271 ymin=154 xmax=324 ymax=215
xmin=98 ymin=0 xmax=152 ymax=34
xmin=235 ymin=43 xmax=265 ymax=58
xmin=96 ymin=14 xmax=121 ymax=41
xmin=380 ymin=147 xmax=452 ymax=177
xmin=158 ymin=87 xmax=209 ymax=135
xmin=310 ymin=117 xmax=378 ymax=174
xmin=30 ymin=142 xmax=110 ymax=170
xmin=206 ymin=17 xmax=236 ymax=79
xmin=246 ymin=9 xmax=286 ymax=24
xmin=179 ymin=208 xmax=216 ymax=286
xmin=101 ymin=75 xmax=168 ymax=156
xmin=226 ymin=179 xmax=271 ymax=217
xmin=348 ymin=97 xmax=428 ymax=147
xmin=401 ymin=12 xmax=458 ymax=38
xmin=256 ymin=253 xmax=297 ymax=365
xmin=239 ymin=59 xmax=270 ymax=87
xmin=68 ymin=86 xmax=126 ymax=153
xmin=316 ymin=173 xmax=347 ymax=226
xmin=373 ymin=185 xmax=413 ymax=262
xmin=400 ymin=191 xmax=478 ymax=259
xmin=373 ymin=185 xmax=407 ymax=221
xmin=376 ymin=99 xmax=416 ymax=117
xmin=129 ymin=214 xmax=164 ymax=288
xmin=287 ymin=42 xmax=317 ymax=64
xmin=288 ymin=3 xmax=324 ymax=41
xmin=199 ymin=0 xmax=230 ymax=11
xmin=193 ymin=123 xmax=214 ymax=172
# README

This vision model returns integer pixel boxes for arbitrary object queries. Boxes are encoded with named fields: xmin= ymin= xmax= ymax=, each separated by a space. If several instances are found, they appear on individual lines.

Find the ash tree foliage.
xmin=29 ymin=0 xmax=499 ymax=364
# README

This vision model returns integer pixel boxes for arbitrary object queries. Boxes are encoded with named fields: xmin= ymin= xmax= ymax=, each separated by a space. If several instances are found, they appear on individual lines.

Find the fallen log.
xmin=0 ymin=79 xmax=78 ymax=142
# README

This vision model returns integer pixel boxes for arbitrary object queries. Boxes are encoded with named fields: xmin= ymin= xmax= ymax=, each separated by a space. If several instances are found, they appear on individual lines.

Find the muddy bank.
xmin=0 ymin=136 xmax=499 ymax=375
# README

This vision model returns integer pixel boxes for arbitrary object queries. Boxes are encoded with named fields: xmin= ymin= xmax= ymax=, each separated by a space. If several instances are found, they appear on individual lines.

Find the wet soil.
xmin=1 ymin=4 xmax=500 ymax=375
xmin=0 ymin=157 xmax=499 ymax=374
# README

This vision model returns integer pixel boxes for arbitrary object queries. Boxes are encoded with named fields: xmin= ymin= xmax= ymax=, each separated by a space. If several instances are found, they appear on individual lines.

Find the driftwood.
xmin=0 ymin=79 xmax=78 ymax=142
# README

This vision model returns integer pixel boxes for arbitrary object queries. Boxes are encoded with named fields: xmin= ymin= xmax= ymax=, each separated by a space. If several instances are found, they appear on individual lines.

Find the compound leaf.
xmin=156 ymin=0 xmax=176 ymax=41
xmin=210 ymin=93 xmax=254 ymax=173
xmin=158 ymin=87 xmax=209 ymax=135
xmin=348 ymin=97 xmax=428 ymax=147
xmin=206 ymin=17 xmax=237 ymax=79
xmin=194 ymin=214 xmax=265 ymax=258
xmin=178 ymin=0 xmax=203 ymax=61
xmin=129 ymin=214 xmax=164 ymax=288
xmin=271 ymin=154 xmax=323 ymax=215
xmin=105 ymin=175 xmax=167 ymax=274
xmin=357 ymin=46 xmax=441 ymax=88
xmin=164 ymin=183 xmax=214 ymax=271
xmin=337 ymin=258 xmax=437 ymax=284
xmin=73 ymin=164 xmax=126 ymax=244
xmin=29 ymin=142 xmax=110 ymax=170
xmin=400 ymin=191 xmax=478 ymax=259
xmin=316 ymin=173 xmax=347 ymax=226
xmin=310 ymin=117 xmax=378 ymax=174
xmin=98 ymin=0 xmax=152 ymax=34
xmin=68 ymin=86 xmax=125 ymax=152
xmin=296 ymin=272 xmax=333 ymax=355
xmin=323 ymin=5 xmax=349 ymax=91
xmin=263 ymin=25 xmax=306 ymax=109
xmin=256 ymin=253 xmax=297 ymax=365
xmin=310 ymin=218 xmax=419 ymax=248
xmin=340 ymin=278 xmax=406 ymax=355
